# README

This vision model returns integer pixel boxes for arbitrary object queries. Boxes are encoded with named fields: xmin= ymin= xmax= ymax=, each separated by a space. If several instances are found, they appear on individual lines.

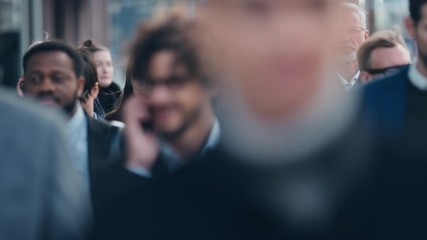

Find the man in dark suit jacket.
xmin=361 ymin=65 xmax=410 ymax=135
xmin=362 ymin=0 xmax=427 ymax=137
xmin=20 ymin=41 xmax=123 ymax=214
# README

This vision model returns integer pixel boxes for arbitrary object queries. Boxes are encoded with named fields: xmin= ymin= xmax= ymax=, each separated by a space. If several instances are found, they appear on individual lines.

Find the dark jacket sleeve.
xmin=92 ymin=153 xmax=170 ymax=228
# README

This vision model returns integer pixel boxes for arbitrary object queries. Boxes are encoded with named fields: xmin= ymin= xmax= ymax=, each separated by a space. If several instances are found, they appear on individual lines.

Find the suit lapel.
xmin=87 ymin=117 xmax=110 ymax=199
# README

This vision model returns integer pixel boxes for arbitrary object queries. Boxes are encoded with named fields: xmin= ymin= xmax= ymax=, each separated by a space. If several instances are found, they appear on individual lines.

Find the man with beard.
xmin=336 ymin=2 xmax=369 ymax=91
xmin=92 ymin=16 xmax=220 ymax=222
xmin=21 ymin=41 xmax=123 ymax=219
xmin=95 ymin=0 xmax=427 ymax=240
xmin=124 ymin=18 xmax=219 ymax=173
xmin=362 ymin=0 xmax=427 ymax=136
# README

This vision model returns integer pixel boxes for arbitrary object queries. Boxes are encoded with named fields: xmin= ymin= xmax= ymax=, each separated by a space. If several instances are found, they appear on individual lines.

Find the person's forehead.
xmin=26 ymin=51 xmax=74 ymax=71
xmin=148 ymin=50 xmax=187 ymax=78
xmin=93 ymin=51 xmax=112 ymax=61
xmin=343 ymin=11 xmax=362 ymax=25
xmin=370 ymin=45 xmax=409 ymax=68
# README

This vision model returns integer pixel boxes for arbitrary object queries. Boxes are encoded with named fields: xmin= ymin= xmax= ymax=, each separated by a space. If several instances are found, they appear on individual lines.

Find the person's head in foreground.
xmin=129 ymin=15 xmax=216 ymax=141
xmin=22 ymin=41 xmax=85 ymax=117
xmin=358 ymin=30 xmax=411 ymax=83
xmin=406 ymin=0 xmax=427 ymax=73
xmin=195 ymin=0 xmax=355 ymax=160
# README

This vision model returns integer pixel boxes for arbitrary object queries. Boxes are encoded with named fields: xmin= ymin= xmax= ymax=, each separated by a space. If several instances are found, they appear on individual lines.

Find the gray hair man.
xmin=336 ymin=2 xmax=369 ymax=90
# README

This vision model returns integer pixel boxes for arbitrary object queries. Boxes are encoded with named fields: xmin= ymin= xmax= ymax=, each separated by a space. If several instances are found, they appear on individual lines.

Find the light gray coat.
xmin=0 ymin=88 xmax=88 ymax=240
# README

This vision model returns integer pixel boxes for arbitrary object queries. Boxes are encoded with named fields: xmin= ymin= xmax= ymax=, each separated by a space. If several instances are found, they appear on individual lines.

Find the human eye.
xmin=241 ymin=0 xmax=271 ymax=16
xmin=26 ymin=74 xmax=42 ymax=85
xmin=141 ymin=79 xmax=154 ymax=90
xmin=51 ymin=73 xmax=65 ymax=83
xmin=167 ymin=76 xmax=189 ymax=89
xmin=304 ymin=0 xmax=328 ymax=12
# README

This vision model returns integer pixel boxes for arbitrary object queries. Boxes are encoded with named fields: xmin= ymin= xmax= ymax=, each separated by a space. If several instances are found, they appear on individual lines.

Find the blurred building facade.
xmin=0 ymin=0 xmax=414 ymax=88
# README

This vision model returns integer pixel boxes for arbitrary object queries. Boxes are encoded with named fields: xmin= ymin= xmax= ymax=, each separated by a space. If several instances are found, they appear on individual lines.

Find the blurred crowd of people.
xmin=2 ymin=0 xmax=427 ymax=239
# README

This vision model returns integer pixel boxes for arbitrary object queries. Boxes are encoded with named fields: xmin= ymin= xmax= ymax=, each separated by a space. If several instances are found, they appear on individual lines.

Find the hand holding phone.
xmin=123 ymin=95 xmax=159 ymax=170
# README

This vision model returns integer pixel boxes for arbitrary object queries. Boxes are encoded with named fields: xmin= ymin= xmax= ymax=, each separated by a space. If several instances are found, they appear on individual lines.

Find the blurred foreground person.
xmin=83 ymin=40 xmax=122 ymax=116
xmin=336 ymin=3 xmax=369 ymax=91
xmin=21 ymin=41 xmax=123 ymax=215
xmin=93 ymin=16 xmax=219 ymax=224
xmin=0 ymin=88 xmax=88 ymax=240
xmin=96 ymin=1 xmax=427 ymax=240
xmin=362 ymin=0 xmax=427 ymax=136
xmin=358 ymin=30 xmax=411 ymax=83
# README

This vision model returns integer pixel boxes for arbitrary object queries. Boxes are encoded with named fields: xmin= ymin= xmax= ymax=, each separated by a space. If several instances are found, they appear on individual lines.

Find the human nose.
xmin=39 ymin=78 xmax=56 ymax=92
xmin=147 ymin=84 xmax=171 ymax=105
xmin=102 ymin=64 xmax=108 ymax=73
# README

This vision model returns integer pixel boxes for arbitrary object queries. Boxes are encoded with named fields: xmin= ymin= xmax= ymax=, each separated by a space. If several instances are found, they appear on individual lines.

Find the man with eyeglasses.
xmin=358 ymin=30 xmax=411 ymax=83
xmin=336 ymin=2 xmax=369 ymax=91
xmin=362 ymin=0 xmax=427 ymax=136
xmin=93 ymin=16 xmax=220 ymax=226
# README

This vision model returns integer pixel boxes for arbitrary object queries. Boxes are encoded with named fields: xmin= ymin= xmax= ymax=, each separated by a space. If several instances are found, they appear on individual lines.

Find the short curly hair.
xmin=130 ymin=15 xmax=208 ymax=86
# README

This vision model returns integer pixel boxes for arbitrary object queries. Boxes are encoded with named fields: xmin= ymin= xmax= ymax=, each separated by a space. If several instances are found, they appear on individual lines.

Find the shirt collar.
xmin=161 ymin=118 xmax=221 ymax=162
xmin=338 ymin=71 xmax=360 ymax=88
xmin=67 ymin=104 xmax=86 ymax=132
xmin=201 ymin=118 xmax=221 ymax=155
xmin=409 ymin=62 xmax=427 ymax=91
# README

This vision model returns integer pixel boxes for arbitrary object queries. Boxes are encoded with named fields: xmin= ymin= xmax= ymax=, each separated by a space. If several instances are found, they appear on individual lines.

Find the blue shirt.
xmin=66 ymin=105 xmax=89 ymax=192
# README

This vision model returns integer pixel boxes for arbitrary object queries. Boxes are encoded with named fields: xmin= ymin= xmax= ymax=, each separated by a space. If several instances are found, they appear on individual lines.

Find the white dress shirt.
xmin=409 ymin=62 xmax=427 ymax=91
xmin=338 ymin=71 xmax=360 ymax=91
xmin=66 ymin=104 xmax=90 ymax=192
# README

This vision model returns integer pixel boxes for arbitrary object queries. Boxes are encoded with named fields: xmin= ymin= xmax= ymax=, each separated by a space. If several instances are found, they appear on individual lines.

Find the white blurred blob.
xmin=218 ymin=75 xmax=358 ymax=164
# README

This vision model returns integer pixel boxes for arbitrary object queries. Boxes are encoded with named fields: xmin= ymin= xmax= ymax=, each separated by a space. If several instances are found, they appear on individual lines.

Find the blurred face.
xmin=360 ymin=45 xmax=411 ymax=83
xmin=143 ymin=50 xmax=211 ymax=138
xmin=93 ymin=50 xmax=114 ymax=87
xmin=23 ymin=51 xmax=84 ymax=116
xmin=407 ymin=5 xmax=427 ymax=70
xmin=337 ymin=9 xmax=369 ymax=63
xmin=197 ymin=0 xmax=342 ymax=120
xmin=131 ymin=79 xmax=145 ymax=97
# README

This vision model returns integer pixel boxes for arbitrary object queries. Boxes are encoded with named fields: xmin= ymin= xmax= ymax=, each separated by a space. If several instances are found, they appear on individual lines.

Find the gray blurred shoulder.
xmin=0 ymin=88 xmax=66 ymax=131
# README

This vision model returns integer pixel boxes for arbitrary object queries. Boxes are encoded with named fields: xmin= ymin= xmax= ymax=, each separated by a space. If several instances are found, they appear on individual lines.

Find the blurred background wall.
xmin=0 ymin=0 xmax=413 ymax=88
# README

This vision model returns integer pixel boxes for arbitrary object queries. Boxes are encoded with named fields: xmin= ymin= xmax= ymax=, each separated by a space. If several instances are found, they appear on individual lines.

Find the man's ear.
xmin=77 ymin=76 xmax=86 ymax=97
xmin=364 ymin=30 xmax=370 ymax=41
xmin=17 ymin=77 xmax=25 ymax=97
xmin=360 ymin=71 xmax=372 ymax=84
xmin=406 ymin=17 xmax=416 ymax=39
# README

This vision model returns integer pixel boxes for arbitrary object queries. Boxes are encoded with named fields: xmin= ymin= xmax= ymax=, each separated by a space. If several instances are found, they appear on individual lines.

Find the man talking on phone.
xmin=123 ymin=16 xmax=219 ymax=176
xmin=93 ymin=16 xmax=219 ymax=224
